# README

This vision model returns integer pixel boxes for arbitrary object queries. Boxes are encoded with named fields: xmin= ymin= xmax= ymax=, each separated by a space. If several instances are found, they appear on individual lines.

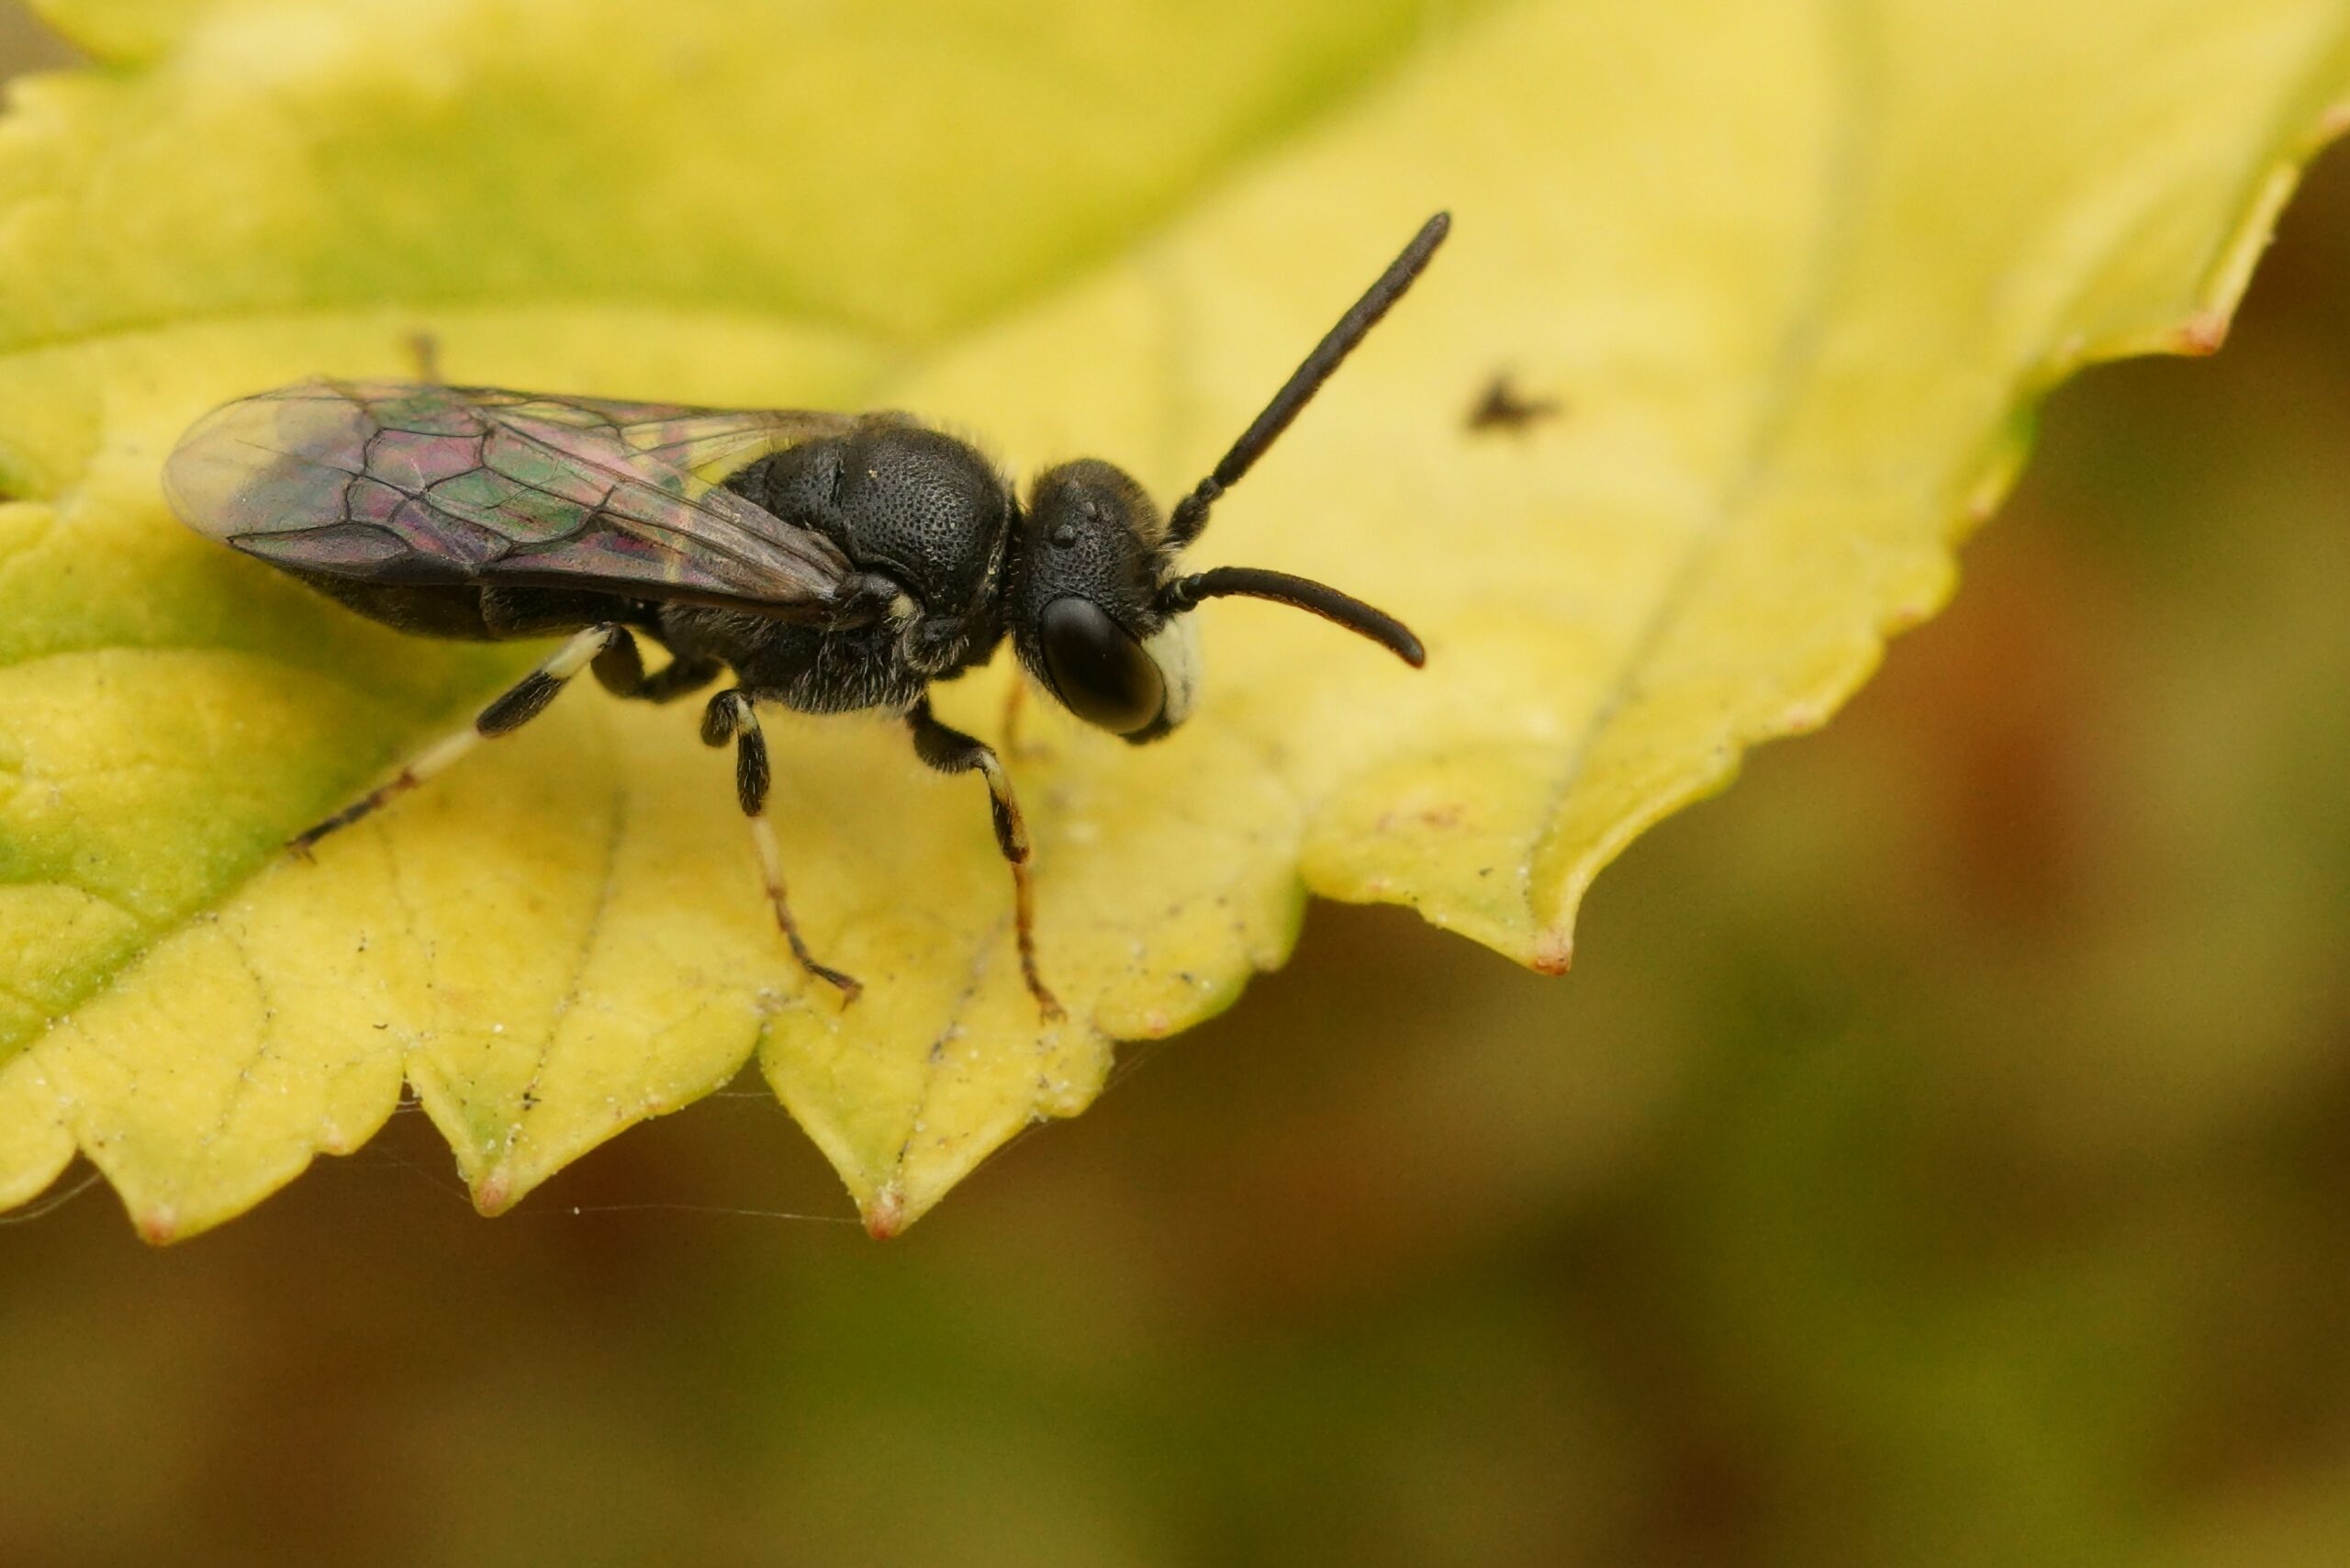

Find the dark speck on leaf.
xmin=1466 ymin=372 xmax=1563 ymax=434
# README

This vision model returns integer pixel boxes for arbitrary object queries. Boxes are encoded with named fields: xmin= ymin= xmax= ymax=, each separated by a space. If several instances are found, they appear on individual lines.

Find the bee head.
xmin=1010 ymin=212 xmax=1451 ymax=746
xmin=1013 ymin=458 xmax=1197 ymax=745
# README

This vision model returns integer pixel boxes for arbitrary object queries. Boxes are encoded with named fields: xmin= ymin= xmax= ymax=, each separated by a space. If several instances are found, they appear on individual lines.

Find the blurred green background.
xmin=6 ymin=9 xmax=2350 ymax=1566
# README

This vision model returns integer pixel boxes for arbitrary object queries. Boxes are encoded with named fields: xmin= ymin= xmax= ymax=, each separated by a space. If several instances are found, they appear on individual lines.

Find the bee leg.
xmin=700 ymin=689 xmax=862 ymax=1004
xmin=588 ymin=627 xmax=645 ymax=695
xmin=1000 ymin=676 xmax=1035 ymax=759
xmin=904 ymin=695 xmax=1064 ymax=1023
xmin=505 ymin=616 xmax=713 ymax=705
xmin=288 ymin=622 xmax=618 ymax=857
xmin=595 ymin=645 xmax=722 ymax=704
xmin=826 ymin=572 xmax=911 ymax=630
xmin=405 ymin=330 xmax=442 ymax=383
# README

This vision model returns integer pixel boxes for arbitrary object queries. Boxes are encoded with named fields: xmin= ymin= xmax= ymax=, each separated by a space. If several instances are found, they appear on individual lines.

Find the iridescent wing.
xmin=162 ymin=380 xmax=861 ymax=615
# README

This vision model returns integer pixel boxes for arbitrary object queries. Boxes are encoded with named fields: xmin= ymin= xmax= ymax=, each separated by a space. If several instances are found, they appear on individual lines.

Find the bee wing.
xmin=493 ymin=390 xmax=857 ymax=483
xmin=162 ymin=380 xmax=860 ymax=615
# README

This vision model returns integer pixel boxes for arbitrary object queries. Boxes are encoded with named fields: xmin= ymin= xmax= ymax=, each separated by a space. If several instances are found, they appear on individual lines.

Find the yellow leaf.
xmin=24 ymin=0 xmax=206 ymax=63
xmin=1 ymin=0 xmax=2344 ymax=1238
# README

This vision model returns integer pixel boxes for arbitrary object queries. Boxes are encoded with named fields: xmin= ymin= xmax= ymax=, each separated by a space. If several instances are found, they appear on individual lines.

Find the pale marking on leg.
xmin=1008 ymin=855 xmax=1056 ymax=1022
xmin=406 ymin=330 xmax=442 ymax=383
xmin=729 ymin=701 xmax=861 ymax=1003
xmin=907 ymin=699 xmax=1061 ymax=1021
xmin=542 ymin=625 xmax=612 ymax=680
xmin=291 ymin=624 xmax=615 ymax=855
xmin=288 ymin=727 xmax=480 ymax=857
xmin=404 ymin=727 xmax=483 ymax=785
xmin=1001 ymin=676 xmax=1035 ymax=759
xmin=972 ymin=750 xmax=1031 ymax=860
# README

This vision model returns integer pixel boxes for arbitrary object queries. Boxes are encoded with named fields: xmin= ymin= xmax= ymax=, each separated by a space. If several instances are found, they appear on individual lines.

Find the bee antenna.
xmin=1158 ymin=566 xmax=1425 ymax=666
xmin=1164 ymin=212 xmax=1451 ymax=550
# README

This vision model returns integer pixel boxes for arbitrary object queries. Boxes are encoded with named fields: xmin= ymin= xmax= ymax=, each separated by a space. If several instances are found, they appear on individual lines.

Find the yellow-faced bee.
xmin=163 ymin=214 xmax=1449 ymax=1018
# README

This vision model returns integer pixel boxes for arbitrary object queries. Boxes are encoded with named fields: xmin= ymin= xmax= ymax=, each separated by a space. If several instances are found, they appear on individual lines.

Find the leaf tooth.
xmin=862 ymin=1182 xmax=907 ymax=1239
xmin=473 ymin=1169 xmax=517 ymax=1216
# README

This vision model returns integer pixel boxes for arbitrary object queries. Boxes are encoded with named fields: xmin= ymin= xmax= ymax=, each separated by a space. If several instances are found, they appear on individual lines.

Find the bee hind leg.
xmin=700 ymin=689 xmax=862 ymax=1004
xmin=288 ymin=622 xmax=621 ymax=857
xmin=905 ymin=695 xmax=1064 ymax=1023
xmin=404 ymin=330 xmax=442 ymax=383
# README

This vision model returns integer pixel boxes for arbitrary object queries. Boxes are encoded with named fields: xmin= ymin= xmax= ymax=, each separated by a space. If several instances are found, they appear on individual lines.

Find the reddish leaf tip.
xmin=2176 ymin=308 xmax=2230 ymax=355
xmin=474 ymin=1172 xmax=515 ymax=1216
xmin=864 ymin=1183 xmax=907 ymax=1239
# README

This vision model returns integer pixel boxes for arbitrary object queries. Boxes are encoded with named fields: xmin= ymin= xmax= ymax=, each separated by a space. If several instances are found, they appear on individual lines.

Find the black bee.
xmin=163 ymin=214 xmax=1450 ymax=1019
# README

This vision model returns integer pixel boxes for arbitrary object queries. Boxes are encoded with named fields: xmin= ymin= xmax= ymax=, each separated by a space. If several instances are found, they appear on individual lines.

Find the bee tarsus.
xmin=906 ymin=694 xmax=1060 ymax=1020
xmin=703 ymin=689 xmax=862 ymax=1003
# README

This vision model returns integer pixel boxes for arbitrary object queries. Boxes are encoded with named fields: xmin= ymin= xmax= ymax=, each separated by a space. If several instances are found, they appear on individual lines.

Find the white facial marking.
xmin=1144 ymin=616 xmax=1201 ymax=729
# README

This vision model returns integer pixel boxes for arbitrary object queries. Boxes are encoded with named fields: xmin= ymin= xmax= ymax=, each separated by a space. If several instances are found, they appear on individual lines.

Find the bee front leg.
xmin=905 ymin=695 xmax=1064 ymax=1023
xmin=1000 ymin=675 xmax=1035 ymax=760
xmin=701 ymin=689 xmax=862 ymax=1004
xmin=404 ymin=330 xmax=442 ymax=383
xmin=289 ymin=622 xmax=620 ymax=857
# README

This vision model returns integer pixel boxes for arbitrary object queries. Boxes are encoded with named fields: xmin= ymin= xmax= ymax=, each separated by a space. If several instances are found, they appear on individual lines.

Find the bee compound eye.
xmin=1037 ymin=596 xmax=1165 ymax=734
